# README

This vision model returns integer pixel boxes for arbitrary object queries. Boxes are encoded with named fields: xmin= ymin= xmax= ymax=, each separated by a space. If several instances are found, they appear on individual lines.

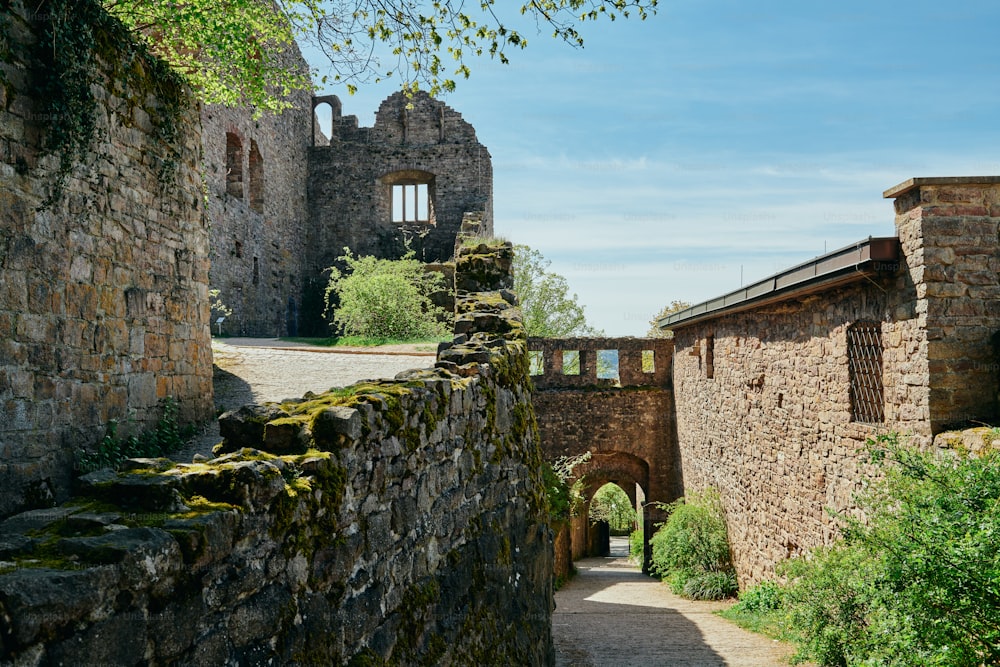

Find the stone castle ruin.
xmin=205 ymin=87 xmax=493 ymax=337
xmin=4 ymin=0 xmax=1000 ymax=661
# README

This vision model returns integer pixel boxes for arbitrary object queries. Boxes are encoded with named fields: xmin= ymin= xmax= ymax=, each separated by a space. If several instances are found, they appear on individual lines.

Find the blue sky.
xmin=304 ymin=0 xmax=1000 ymax=335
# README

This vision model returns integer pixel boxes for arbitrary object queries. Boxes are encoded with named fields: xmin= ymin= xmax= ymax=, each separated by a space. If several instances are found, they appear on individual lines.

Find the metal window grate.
xmin=847 ymin=321 xmax=884 ymax=423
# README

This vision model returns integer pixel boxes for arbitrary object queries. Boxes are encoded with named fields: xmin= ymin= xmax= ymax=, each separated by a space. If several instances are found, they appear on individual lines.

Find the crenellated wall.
xmin=0 ymin=243 xmax=554 ymax=666
xmin=0 ymin=1 xmax=212 ymax=518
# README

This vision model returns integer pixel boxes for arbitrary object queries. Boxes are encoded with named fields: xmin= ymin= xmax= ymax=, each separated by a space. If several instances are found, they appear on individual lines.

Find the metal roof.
xmin=658 ymin=236 xmax=900 ymax=330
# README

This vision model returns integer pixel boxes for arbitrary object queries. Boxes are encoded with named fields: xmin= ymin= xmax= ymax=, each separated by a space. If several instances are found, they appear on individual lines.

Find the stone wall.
xmin=671 ymin=177 xmax=1000 ymax=585
xmin=201 ymin=48 xmax=314 ymax=337
xmin=0 ymin=244 xmax=554 ymax=666
xmin=0 ymin=1 xmax=212 ymax=518
xmin=307 ymin=91 xmax=493 ymax=270
xmin=888 ymin=177 xmax=1000 ymax=430
xmin=529 ymin=337 xmax=680 ymax=572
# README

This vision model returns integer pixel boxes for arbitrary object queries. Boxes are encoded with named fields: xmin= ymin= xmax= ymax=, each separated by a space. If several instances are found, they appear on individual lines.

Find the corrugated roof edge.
xmin=658 ymin=236 xmax=900 ymax=331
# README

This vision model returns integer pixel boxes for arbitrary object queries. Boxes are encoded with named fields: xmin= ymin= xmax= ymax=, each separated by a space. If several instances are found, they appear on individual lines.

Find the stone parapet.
xmin=0 ymin=243 xmax=554 ymax=666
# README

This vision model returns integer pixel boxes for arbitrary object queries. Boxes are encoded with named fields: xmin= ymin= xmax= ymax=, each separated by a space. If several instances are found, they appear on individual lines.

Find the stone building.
xmin=661 ymin=177 xmax=1000 ymax=584
xmin=206 ymin=88 xmax=494 ymax=336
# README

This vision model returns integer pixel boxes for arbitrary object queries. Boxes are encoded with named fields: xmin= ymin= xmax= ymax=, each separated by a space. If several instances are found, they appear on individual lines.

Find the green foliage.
xmin=209 ymin=289 xmax=233 ymax=323
xmin=324 ymin=249 xmax=449 ymax=341
xmin=77 ymin=397 xmax=196 ymax=472
xmin=31 ymin=0 xmax=189 ymax=201
xmin=543 ymin=451 xmax=590 ymax=524
xmin=649 ymin=489 xmax=737 ymax=600
xmin=778 ymin=432 xmax=1000 ymax=667
xmin=718 ymin=581 xmax=791 ymax=642
xmin=647 ymin=299 xmax=691 ymax=338
xmin=731 ymin=581 xmax=784 ymax=615
xmin=97 ymin=0 xmax=657 ymax=108
xmin=629 ymin=527 xmax=643 ymax=561
xmin=589 ymin=483 xmax=635 ymax=533
xmin=512 ymin=244 xmax=601 ymax=337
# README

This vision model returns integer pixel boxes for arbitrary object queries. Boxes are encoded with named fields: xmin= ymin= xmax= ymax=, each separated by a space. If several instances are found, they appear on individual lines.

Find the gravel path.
xmin=174 ymin=339 xmax=435 ymax=461
xmin=554 ymin=538 xmax=797 ymax=667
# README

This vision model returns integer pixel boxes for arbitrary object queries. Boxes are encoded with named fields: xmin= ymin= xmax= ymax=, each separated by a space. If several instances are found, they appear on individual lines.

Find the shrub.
xmin=780 ymin=433 xmax=1000 ymax=666
xmin=629 ymin=527 xmax=643 ymax=561
xmin=324 ymin=249 xmax=449 ymax=341
xmin=77 ymin=397 xmax=195 ymax=472
xmin=649 ymin=488 xmax=737 ymax=600
xmin=731 ymin=581 xmax=783 ymax=615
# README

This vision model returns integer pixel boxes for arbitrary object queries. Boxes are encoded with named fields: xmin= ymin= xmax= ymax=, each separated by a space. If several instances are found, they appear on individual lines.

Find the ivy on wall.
xmin=30 ymin=0 xmax=190 ymax=203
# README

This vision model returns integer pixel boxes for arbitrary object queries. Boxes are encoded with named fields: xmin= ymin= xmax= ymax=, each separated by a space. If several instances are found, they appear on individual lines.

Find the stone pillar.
xmin=885 ymin=176 xmax=1000 ymax=431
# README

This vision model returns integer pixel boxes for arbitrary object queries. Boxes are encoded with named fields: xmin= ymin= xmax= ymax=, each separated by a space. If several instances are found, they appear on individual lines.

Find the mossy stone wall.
xmin=0 ymin=243 xmax=554 ymax=666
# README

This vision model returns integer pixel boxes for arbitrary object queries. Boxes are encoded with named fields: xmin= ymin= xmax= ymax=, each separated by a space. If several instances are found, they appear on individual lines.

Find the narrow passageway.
xmin=553 ymin=537 xmax=795 ymax=666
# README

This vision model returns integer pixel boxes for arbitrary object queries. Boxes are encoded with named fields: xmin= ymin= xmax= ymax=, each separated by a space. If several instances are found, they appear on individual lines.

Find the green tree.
xmin=647 ymin=299 xmax=691 ymax=338
xmin=513 ymin=244 xmax=601 ymax=337
xmin=589 ymin=483 xmax=635 ymax=533
xmin=324 ymin=249 xmax=449 ymax=340
xmin=100 ymin=0 xmax=658 ymax=111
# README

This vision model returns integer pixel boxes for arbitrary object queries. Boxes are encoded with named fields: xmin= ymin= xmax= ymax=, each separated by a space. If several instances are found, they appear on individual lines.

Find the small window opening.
xmin=252 ymin=257 xmax=259 ymax=286
xmin=562 ymin=350 xmax=581 ymax=375
xmin=234 ymin=240 xmax=243 ymax=258
xmin=641 ymin=350 xmax=655 ymax=373
xmin=597 ymin=349 xmax=619 ymax=381
xmin=705 ymin=335 xmax=715 ymax=379
xmin=225 ymin=133 xmax=243 ymax=199
xmin=248 ymin=139 xmax=263 ymax=213
xmin=528 ymin=351 xmax=544 ymax=376
xmin=848 ymin=321 xmax=884 ymax=423
xmin=392 ymin=183 xmax=429 ymax=223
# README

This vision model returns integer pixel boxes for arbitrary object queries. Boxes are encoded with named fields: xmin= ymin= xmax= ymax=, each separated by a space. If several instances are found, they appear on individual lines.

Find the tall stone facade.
xmin=0 ymin=2 xmax=212 ymax=518
xmin=666 ymin=177 xmax=1000 ymax=585
xmin=307 ymin=91 xmax=494 ymax=269
xmin=201 ymin=52 xmax=314 ymax=337
xmin=205 ymin=89 xmax=494 ymax=336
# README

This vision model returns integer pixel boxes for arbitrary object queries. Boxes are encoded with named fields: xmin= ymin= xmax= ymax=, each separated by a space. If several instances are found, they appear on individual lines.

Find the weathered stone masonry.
xmin=529 ymin=337 xmax=680 ymax=573
xmin=0 ymin=243 xmax=554 ymax=666
xmin=666 ymin=177 xmax=1000 ymax=586
xmin=0 ymin=2 xmax=212 ymax=518
xmin=307 ymin=91 xmax=494 ymax=269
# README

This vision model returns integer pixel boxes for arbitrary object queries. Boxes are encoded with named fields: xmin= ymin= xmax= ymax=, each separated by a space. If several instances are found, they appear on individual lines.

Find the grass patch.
xmin=280 ymin=335 xmax=449 ymax=348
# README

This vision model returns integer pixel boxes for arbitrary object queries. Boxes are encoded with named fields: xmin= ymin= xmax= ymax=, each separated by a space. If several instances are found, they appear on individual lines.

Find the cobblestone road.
xmin=554 ymin=539 xmax=797 ymax=667
xmin=175 ymin=338 xmax=435 ymax=460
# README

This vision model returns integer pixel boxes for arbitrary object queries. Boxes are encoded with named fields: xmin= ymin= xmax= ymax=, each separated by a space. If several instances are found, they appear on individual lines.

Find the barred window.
xmin=847 ymin=321 xmax=884 ymax=423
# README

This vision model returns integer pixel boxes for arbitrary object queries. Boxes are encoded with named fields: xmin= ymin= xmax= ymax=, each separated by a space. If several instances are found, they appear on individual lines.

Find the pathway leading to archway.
xmin=553 ymin=538 xmax=797 ymax=666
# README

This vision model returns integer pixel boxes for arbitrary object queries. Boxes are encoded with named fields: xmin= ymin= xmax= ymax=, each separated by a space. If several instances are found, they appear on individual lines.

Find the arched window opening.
xmin=225 ymin=133 xmax=243 ymax=199
xmin=848 ymin=320 xmax=884 ymax=423
xmin=248 ymin=140 xmax=263 ymax=213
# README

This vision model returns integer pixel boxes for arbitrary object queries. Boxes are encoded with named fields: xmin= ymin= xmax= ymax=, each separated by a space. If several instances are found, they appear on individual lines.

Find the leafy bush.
xmin=543 ymin=452 xmax=590 ymax=525
xmin=731 ymin=581 xmax=783 ymax=614
xmin=649 ymin=488 xmax=737 ymax=600
xmin=629 ymin=527 xmax=644 ymax=561
xmin=324 ymin=249 xmax=449 ymax=341
xmin=77 ymin=397 xmax=195 ymax=472
xmin=780 ymin=432 xmax=1000 ymax=666
xmin=589 ymin=482 xmax=635 ymax=533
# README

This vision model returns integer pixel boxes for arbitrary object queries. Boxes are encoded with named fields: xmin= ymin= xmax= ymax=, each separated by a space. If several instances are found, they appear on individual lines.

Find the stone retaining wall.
xmin=0 ymin=243 xmax=554 ymax=666
xmin=0 ymin=1 xmax=212 ymax=518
